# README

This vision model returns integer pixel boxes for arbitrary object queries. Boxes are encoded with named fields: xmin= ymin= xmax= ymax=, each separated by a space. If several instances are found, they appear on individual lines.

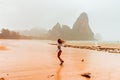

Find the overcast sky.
xmin=0 ymin=0 xmax=120 ymax=41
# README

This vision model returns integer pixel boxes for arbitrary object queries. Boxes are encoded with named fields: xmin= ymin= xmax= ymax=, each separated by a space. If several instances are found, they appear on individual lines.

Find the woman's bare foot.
xmin=60 ymin=61 xmax=64 ymax=65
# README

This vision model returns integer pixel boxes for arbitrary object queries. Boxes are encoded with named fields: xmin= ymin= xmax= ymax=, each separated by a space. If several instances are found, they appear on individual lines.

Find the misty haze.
xmin=0 ymin=0 xmax=120 ymax=80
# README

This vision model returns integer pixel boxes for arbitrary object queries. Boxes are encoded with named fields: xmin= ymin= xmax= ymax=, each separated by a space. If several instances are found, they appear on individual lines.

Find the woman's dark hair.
xmin=57 ymin=38 xmax=64 ymax=44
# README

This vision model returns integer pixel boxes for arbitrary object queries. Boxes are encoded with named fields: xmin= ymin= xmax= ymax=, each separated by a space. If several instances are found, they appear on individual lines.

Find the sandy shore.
xmin=0 ymin=40 xmax=120 ymax=80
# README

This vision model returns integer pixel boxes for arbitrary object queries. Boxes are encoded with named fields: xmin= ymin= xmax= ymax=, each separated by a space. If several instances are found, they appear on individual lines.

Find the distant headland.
xmin=47 ymin=12 xmax=94 ymax=40
xmin=0 ymin=12 xmax=95 ymax=40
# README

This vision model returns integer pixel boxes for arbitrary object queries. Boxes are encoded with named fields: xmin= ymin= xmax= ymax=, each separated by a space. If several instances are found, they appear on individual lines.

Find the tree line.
xmin=0 ymin=28 xmax=31 ymax=39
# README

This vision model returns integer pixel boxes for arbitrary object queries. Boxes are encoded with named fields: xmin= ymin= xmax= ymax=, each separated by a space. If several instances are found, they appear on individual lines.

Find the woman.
xmin=57 ymin=38 xmax=65 ymax=65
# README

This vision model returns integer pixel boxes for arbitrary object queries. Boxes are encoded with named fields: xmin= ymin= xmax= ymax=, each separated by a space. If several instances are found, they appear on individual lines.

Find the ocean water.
xmin=66 ymin=40 xmax=120 ymax=48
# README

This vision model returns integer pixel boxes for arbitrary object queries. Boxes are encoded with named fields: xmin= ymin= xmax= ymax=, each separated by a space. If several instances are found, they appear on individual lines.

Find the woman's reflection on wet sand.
xmin=56 ymin=65 xmax=64 ymax=80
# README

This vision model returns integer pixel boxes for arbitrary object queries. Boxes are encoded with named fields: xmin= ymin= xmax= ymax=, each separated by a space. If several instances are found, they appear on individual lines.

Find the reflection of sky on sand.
xmin=0 ymin=40 xmax=120 ymax=80
xmin=62 ymin=47 xmax=92 ymax=71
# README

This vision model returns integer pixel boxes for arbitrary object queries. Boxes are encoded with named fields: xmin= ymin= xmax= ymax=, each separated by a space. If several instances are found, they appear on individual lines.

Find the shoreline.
xmin=50 ymin=43 xmax=120 ymax=53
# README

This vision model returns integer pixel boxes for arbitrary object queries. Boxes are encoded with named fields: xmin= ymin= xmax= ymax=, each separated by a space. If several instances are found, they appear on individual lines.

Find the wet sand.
xmin=0 ymin=40 xmax=120 ymax=80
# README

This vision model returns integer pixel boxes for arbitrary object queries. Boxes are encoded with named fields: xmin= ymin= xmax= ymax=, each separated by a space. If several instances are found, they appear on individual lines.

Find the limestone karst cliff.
xmin=72 ymin=12 xmax=94 ymax=40
xmin=47 ymin=12 xmax=94 ymax=40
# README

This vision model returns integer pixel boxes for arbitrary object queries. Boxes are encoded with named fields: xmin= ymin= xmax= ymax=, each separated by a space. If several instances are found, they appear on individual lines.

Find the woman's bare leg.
xmin=57 ymin=50 xmax=64 ymax=65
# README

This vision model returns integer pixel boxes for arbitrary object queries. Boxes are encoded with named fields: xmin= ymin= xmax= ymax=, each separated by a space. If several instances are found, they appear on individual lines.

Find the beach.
xmin=0 ymin=40 xmax=120 ymax=80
